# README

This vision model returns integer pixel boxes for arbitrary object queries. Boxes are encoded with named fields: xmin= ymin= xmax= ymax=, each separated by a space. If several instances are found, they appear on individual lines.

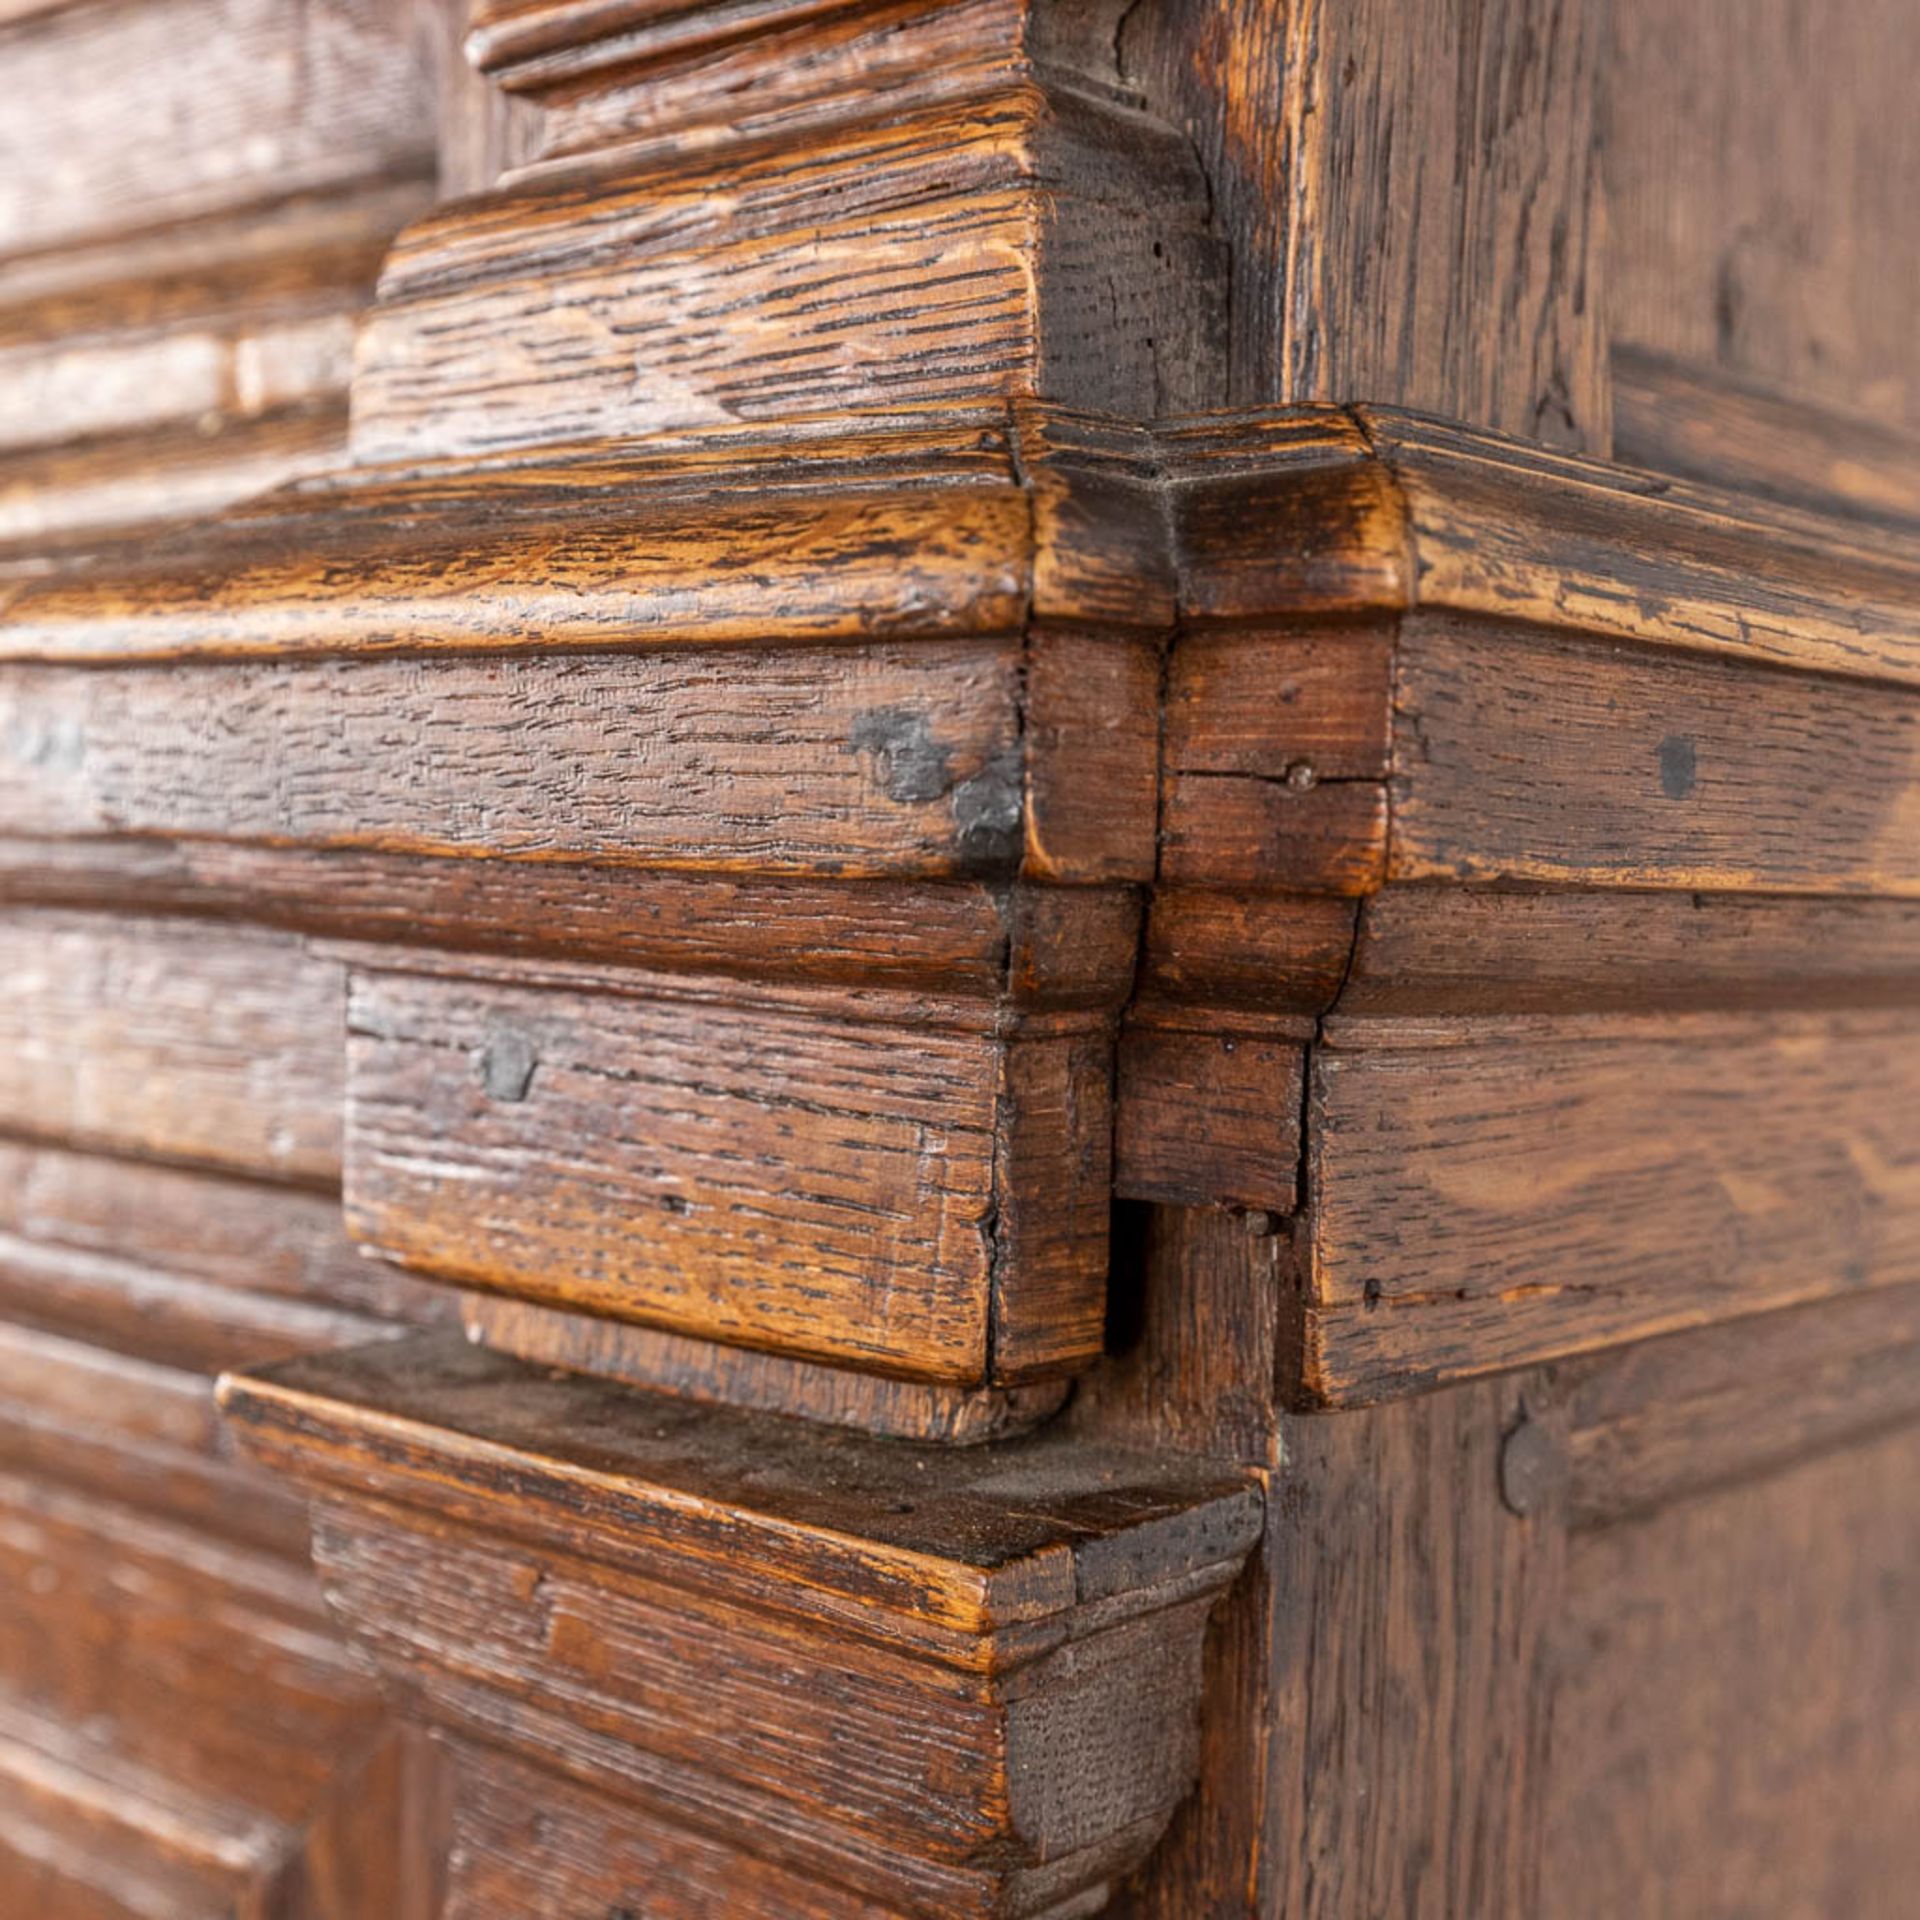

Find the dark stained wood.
xmin=1341 ymin=887 xmax=1920 ymax=1014
xmin=1114 ymin=1022 xmax=1305 ymax=1211
xmin=1135 ymin=888 xmax=1359 ymax=1017
xmin=1543 ymin=1420 xmax=1920 ymax=1920
xmin=1612 ymin=344 xmax=1920 ymax=523
xmin=221 ymin=1331 xmax=1261 ymax=1920
xmin=12 ymin=0 xmax=1920 ymax=1910
xmin=1603 ymin=0 xmax=1920 ymax=433
xmin=1300 ymin=1009 xmax=1920 ymax=1405
xmin=468 ymin=1294 xmax=1070 ymax=1444
xmin=0 ymin=439 xmax=1038 ymax=660
xmin=1562 ymin=1281 xmax=1920 ymax=1529
xmin=1121 ymin=0 xmax=1610 ymax=448
xmin=0 ymin=911 xmax=343 ymax=1183
xmin=1260 ymin=1373 xmax=1565 ymax=1918
xmin=0 ymin=644 xmax=1034 ymax=879
xmin=1166 ymin=408 xmax=1920 ymax=686
xmin=0 ymin=1139 xmax=447 ymax=1326
xmin=1390 ymin=616 xmax=1920 ymax=895
xmin=0 ymin=0 xmax=429 ymax=256
xmin=351 ymin=98 xmax=1217 ymax=461
xmin=0 ymin=1468 xmax=384 ymax=1825
xmin=344 ymin=955 xmax=1113 ymax=1383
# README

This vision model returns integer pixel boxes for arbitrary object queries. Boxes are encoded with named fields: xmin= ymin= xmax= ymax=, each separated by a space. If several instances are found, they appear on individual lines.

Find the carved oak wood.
xmin=3 ymin=0 xmax=1920 ymax=1915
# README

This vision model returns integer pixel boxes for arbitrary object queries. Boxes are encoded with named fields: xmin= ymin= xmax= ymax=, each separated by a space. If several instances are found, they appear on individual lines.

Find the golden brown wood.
xmin=344 ymin=951 xmax=1114 ymax=1384
xmin=1299 ymin=1009 xmax=1920 ymax=1405
xmin=220 ymin=1331 xmax=1261 ymax=1920
xmin=10 ymin=0 xmax=1920 ymax=1910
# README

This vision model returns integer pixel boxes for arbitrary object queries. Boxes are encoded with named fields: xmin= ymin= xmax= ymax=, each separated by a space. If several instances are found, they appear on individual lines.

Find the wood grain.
xmin=220 ymin=1331 xmax=1261 ymax=1919
xmin=1390 ymin=616 xmax=1920 ymax=895
xmin=468 ymin=1294 xmax=1070 ymax=1445
xmin=1121 ymin=0 xmax=1609 ymax=447
xmin=1260 ymin=1373 xmax=1564 ymax=1918
xmin=1603 ymin=0 xmax=1920 ymax=431
xmin=1612 ymin=344 xmax=1920 ymax=523
xmin=1165 ymin=408 xmax=1920 ymax=688
xmin=345 ymin=960 xmax=1111 ymax=1383
xmin=1543 ymin=1420 xmax=1920 ymax=1920
xmin=1341 ymin=887 xmax=1920 ymax=1015
xmin=0 ymin=643 xmax=1038 ymax=880
xmin=1562 ymin=1281 xmax=1920 ymax=1529
xmin=0 ymin=0 xmax=430 ymax=256
xmin=352 ymin=94 xmax=1216 ymax=459
xmin=0 ymin=450 xmax=1036 ymax=660
xmin=1114 ymin=1023 xmax=1305 ymax=1212
xmin=1301 ymin=1010 xmax=1920 ymax=1405
xmin=0 ymin=911 xmax=343 ymax=1182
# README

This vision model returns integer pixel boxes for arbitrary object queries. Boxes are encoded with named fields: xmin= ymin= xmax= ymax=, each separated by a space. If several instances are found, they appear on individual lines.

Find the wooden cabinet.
xmin=3 ymin=2 xmax=1918 ymax=1914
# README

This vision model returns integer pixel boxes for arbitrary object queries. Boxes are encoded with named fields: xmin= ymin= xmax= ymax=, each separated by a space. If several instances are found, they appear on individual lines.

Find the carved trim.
xmin=220 ymin=1333 xmax=1262 ymax=1917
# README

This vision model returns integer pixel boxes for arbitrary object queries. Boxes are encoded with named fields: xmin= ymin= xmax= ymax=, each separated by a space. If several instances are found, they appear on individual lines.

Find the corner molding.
xmin=220 ymin=1333 xmax=1263 ymax=1918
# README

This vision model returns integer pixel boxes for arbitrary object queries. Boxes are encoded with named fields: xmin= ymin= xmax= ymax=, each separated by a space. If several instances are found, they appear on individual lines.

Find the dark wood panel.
xmin=1301 ymin=1010 xmax=1920 ymax=1404
xmin=1543 ymin=1422 xmax=1920 ymax=1920
xmin=344 ymin=962 xmax=1111 ymax=1384
xmin=1122 ymin=0 xmax=1609 ymax=447
xmin=1391 ymin=617 xmax=1920 ymax=895
xmin=1612 ymin=345 xmax=1920 ymax=522
xmin=1262 ymin=1374 xmax=1563 ymax=1918
xmin=1563 ymin=1282 xmax=1920 ymax=1528
xmin=1603 ymin=0 xmax=1920 ymax=431
xmin=0 ymin=911 xmax=343 ymax=1181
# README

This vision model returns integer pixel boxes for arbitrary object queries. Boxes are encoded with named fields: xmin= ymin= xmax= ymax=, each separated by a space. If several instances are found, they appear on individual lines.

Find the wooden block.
xmin=1341 ymin=887 xmax=1920 ymax=1014
xmin=1136 ymin=888 xmax=1360 ymax=1016
xmin=0 ymin=911 xmax=343 ymax=1182
xmin=0 ymin=643 xmax=1032 ymax=880
xmin=344 ymin=958 xmax=1112 ymax=1384
xmin=351 ymin=94 xmax=1216 ymax=459
xmin=1390 ymin=616 xmax=1920 ymax=895
xmin=1298 ymin=1010 xmax=1920 ymax=1405
xmin=467 ymin=1295 xmax=1069 ymax=1446
xmin=1022 ymin=631 xmax=1161 ymax=881
xmin=219 ymin=1332 xmax=1262 ymax=1920
xmin=1161 ymin=773 xmax=1388 ymax=894
xmin=1164 ymin=627 xmax=1395 ymax=783
xmin=1159 ymin=623 xmax=1393 ymax=892
xmin=1115 ymin=1023 xmax=1305 ymax=1210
